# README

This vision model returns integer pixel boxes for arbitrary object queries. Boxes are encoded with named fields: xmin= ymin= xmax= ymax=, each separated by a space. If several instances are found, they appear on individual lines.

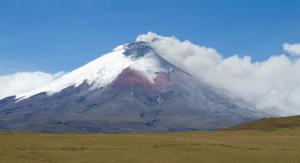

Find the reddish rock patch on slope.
xmin=153 ymin=72 xmax=171 ymax=92
xmin=112 ymin=68 xmax=171 ymax=94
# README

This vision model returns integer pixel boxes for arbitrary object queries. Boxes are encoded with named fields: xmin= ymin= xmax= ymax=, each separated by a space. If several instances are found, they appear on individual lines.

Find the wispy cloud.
xmin=283 ymin=43 xmax=300 ymax=56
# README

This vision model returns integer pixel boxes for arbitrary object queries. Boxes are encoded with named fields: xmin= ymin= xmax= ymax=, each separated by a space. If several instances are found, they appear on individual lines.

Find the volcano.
xmin=0 ymin=41 xmax=263 ymax=133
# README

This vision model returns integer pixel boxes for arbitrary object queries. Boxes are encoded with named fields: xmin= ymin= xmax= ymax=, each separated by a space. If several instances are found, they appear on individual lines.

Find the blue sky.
xmin=0 ymin=0 xmax=300 ymax=75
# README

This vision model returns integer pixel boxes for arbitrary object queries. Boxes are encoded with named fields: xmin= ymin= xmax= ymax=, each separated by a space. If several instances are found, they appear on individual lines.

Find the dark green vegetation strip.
xmin=226 ymin=115 xmax=300 ymax=131
xmin=0 ymin=128 xmax=300 ymax=163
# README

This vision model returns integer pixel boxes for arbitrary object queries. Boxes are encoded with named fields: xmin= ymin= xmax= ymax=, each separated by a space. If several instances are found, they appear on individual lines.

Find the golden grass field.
xmin=0 ymin=128 xmax=300 ymax=163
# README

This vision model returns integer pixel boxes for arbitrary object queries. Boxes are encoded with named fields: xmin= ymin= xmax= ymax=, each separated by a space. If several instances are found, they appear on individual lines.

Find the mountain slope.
xmin=16 ymin=42 xmax=170 ymax=100
xmin=225 ymin=115 xmax=300 ymax=131
xmin=0 ymin=42 xmax=264 ymax=132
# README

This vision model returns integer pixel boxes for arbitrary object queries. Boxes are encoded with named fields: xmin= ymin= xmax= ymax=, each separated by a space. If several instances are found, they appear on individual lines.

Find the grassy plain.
xmin=0 ymin=128 xmax=300 ymax=163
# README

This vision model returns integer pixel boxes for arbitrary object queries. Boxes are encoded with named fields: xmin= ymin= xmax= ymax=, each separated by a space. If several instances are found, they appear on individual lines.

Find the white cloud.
xmin=0 ymin=72 xmax=61 ymax=99
xmin=137 ymin=32 xmax=300 ymax=115
xmin=283 ymin=43 xmax=300 ymax=56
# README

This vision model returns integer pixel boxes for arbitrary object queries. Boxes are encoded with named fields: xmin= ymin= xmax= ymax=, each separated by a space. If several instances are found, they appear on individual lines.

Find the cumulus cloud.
xmin=0 ymin=72 xmax=61 ymax=99
xmin=137 ymin=32 xmax=300 ymax=115
xmin=283 ymin=43 xmax=300 ymax=56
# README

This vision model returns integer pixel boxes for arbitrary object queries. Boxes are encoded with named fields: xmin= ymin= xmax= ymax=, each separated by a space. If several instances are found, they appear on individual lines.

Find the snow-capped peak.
xmin=16 ymin=42 xmax=171 ymax=100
